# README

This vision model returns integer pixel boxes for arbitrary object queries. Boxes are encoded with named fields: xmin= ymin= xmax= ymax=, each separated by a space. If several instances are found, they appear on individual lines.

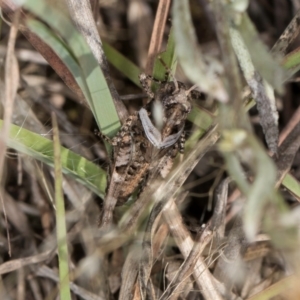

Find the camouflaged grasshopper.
xmin=97 ymin=73 xmax=199 ymax=228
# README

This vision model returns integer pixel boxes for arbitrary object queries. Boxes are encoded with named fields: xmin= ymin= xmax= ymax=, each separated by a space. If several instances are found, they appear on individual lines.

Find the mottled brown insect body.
xmin=98 ymin=74 xmax=199 ymax=228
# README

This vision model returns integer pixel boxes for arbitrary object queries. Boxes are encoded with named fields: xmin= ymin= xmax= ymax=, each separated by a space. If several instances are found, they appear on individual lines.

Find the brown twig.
xmin=272 ymin=8 xmax=300 ymax=56
xmin=145 ymin=0 xmax=171 ymax=74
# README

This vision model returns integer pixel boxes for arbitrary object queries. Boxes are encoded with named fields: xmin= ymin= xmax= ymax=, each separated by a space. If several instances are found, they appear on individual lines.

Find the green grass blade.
xmin=26 ymin=20 xmax=88 ymax=100
xmin=103 ymin=41 xmax=141 ymax=87
xmin=188 ymin=106 xmax=213 ymax=130
xmin=282 ymin=47 xmax=300 ymax=80
xmin=282 ymin=47 xmax=300 ymax=69
xmin=52 ymin=113 xmax=71 ymax=300
xmin=152 ymin=28 xmax=177 ymax=81
xmin=0 ymin=120 xmax=106 ymax=197
xmin=282 ymin=173 xmax=300 ymax=199
xmin=21 ymin=0 xmax=120 ymax=137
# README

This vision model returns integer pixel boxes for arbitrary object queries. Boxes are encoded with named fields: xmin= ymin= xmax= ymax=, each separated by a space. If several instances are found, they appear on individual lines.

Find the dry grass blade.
xmin=247 ymin=274 xmax=299 ymax=300
xmin=162 ymin=199 xmax=223 ymax=300
xmin=145 ymin=0 xmax=171 ymax=74
xmin=130 ymin=126 xmax=219 ymax=299
xmin=161 ymin=223 xmax=213 ymax=300
xmin=1 ymin=8 xmax=19 ymax=157
xmin=138 ymin=202 xmax=163 ymax=299
xmin=230 ymin=26 xmax=278 ymax=153
xmin=236 ymin=14 xmax=284 ymax=93
xmin=272 ymin=9 xmax=300 ymax=55
xmin=0 ymin=191 xmax=31 ymax=237
xmin=210 ymin=178 xmax=230 ymax=239
xmin=159 ymin=180 xmax=229 ymax=300
xmin=0 ymin=8 xmax=20 ymax=257
xmin=0 ymin=250 xmax=54 ymax=275
xmin=277 ymin=104 xmax=300 ymax=197
xmin=119 ymin=245 xmax=141 ymax=300
xmin=279 ymin=105 xmax=300 ymax=145
xmin=274 ymin=120 xmax=300 ymax=186
xmin=0 ymin=79 xmax=47 ymax=134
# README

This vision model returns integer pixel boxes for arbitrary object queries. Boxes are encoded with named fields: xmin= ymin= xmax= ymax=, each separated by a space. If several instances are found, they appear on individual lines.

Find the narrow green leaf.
xmin=0 ymin=120 xmax=106 ymax=197
xmin=282 ymin=47 xmax=300 ymax=80
xmin=103 ymin=42 xmax=141 ymax=87
xmin=282 ymin=174 xmax=300 ymax=199
xmin=282 ymin=47 xmax=300 ymax=69
xmin=188 ymin=107 xmax=213 ymax=130
xmin=20 ymin=0 xmax=120 ymax=137
xmin=152 ymin=28 xmax=177 ymax=81
xmin=26 ymin=20 xmax=88 ymax=102
xmin=52 ymin=113 xmax=71 ymax=300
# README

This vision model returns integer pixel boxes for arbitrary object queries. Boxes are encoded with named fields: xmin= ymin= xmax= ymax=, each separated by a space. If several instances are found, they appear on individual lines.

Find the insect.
xmin=97 ymin=73 xmax=199 ymax=228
